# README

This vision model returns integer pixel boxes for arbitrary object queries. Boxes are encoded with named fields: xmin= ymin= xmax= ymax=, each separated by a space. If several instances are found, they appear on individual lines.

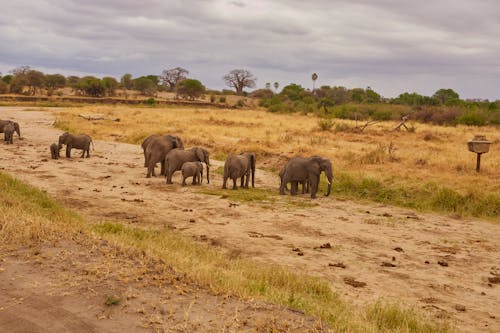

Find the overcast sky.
xmin=1 ymin=0 xmax=499 ymax=99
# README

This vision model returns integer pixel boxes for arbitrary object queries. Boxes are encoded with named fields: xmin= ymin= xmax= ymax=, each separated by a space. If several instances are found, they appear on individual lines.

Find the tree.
xmin=0 ymin=80 xmax=7 ymax=94
xmin=74 ymin=76 xmax=105 ymax=97
xmin=265 ymin=82 xmax=271 ymax=90
xmin=222 ymin=69 xmax=256 ymax=95
xmin=273 ymin=82 xmax=279 ymax=93
xmin=102 ymin=76 xmax=119 ymax=96
xmin=45 ymin=74 xmax=66 ymax=90
xmin=120 ymin=73 xmax=133 ymax=89
xmin=133 ymin=76 xmax=157 ymax=96
xmin=1 ymin=74 xmax=12 ymax=84
xmin=176 ymin=79 xmax=205 ymax=100
xmin=433 ymin=88 xmax=460 ymax=105
xmin=311 ymin=73 xmax=318 ymax=92
xmin=160 ymin=67 xmax=189 ymax=91
xmin=280 ymin=83 xmax=305 ymax=101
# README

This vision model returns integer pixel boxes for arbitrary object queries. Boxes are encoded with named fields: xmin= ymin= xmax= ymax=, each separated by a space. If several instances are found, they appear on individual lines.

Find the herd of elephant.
xmin=140 ymin=133 xmax=333 ymax=198
xmin=1 ymin=120 xmax=333 ymax=198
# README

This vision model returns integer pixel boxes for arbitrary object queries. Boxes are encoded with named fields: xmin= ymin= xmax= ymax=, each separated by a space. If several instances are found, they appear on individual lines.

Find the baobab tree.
xmin=160 ymin=67 xmax=189 ymax=91
xmin=222 ymin=69 xmax=256 ymax=95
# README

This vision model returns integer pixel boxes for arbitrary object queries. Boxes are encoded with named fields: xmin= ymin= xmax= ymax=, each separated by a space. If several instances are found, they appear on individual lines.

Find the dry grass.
xmin=0 ymin=171 xmax=452 ymax=332
xmin=52 ymin=105 xmax=500 ymax=218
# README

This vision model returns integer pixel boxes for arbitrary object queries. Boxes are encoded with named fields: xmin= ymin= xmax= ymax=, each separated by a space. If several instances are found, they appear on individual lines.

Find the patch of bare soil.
xmin=1 ymin=107 xmax=500 ymax=332
xmin=0 ymin=240 xmax=322 ymax=332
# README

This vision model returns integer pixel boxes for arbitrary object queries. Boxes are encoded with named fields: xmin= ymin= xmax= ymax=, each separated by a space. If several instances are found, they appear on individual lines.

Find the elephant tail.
xmin=250 ymin=154 xmax=256 ymax=188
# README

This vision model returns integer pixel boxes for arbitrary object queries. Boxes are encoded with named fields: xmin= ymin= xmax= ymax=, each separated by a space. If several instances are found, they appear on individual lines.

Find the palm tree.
xmin=273 ymin=82 xmax=279 ymax=93
xmin=311 ymin=73 xmax=318 ymax=93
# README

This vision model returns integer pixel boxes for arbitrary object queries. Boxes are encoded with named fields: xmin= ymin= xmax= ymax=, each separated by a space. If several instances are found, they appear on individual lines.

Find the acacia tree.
xmin=177 ymin=79 xmax=205 ymax=100
xmin=120 ymin=73 xmax=133 ymax=89
xmin=160 ymin=67 xmax=189 ymax=91
xmin=223 ymin=69 xmax=256 ymax=95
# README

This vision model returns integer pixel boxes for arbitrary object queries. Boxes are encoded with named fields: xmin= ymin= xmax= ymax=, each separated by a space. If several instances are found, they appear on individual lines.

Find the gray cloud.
xmin=1 ymin=0 xmax=499 ymax=99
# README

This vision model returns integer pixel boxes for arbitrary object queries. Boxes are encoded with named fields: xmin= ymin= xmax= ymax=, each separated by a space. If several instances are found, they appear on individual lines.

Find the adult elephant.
xmin=279 ymin=156 xmax=333 ymax=198
xmin=58 ymin=132 xmax=93 ymax=158
xmin=144 ymin=135 xmax=184 ymax=178
xmin=0 ymin=120 xmax=21 ymax=138
xmin=165 ymin=147 xmax=210 ymax=184
xmin=222 ymin=152 xmax=256 ymax=189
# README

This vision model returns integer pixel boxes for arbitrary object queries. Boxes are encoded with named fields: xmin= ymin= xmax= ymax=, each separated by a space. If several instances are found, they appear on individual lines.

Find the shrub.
xmin=144 ymin=97 xmax=156 ymax=106
xmin=0 ymin=80 xmax=7 ymax=94
xmin=317 ymin=118 xmax=334 ymax=131
xmin=219 ymin=96 xmax=226 ymax=103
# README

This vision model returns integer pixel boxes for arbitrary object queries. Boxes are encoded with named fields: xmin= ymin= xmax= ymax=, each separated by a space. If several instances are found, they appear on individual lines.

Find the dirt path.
xmin=1 ymin=107 xmax=499 ymax=332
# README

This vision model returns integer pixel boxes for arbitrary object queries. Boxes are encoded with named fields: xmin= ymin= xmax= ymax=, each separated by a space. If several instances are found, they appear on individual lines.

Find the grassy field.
xmin=0 ymin=171 xmax=453 ymax=332
xmin=51 ymin=104 xmax=500 ymax=219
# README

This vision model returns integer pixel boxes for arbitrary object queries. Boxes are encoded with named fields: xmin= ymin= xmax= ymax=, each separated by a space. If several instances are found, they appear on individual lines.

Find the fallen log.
xmin=78 ymin=114 xmax=120 ymax=122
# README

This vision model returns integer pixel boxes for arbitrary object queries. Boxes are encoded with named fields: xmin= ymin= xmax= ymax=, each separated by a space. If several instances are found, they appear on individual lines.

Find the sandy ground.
xmin=1 ymin=107 xmax=499 ymax=332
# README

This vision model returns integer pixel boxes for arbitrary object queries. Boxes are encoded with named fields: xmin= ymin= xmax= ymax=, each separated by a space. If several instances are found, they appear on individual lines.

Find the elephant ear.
xmin=195 ymin=147 xmax=204 ymax=162
xmin=176 ymin=136 xmax=184 ymax=149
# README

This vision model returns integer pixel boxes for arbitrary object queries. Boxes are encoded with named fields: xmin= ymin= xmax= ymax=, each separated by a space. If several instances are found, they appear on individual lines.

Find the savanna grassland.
xmin=2 ymin=105 xmax=499 ymax=332
xmin=53 ymin=104 xmax=500 ymax=219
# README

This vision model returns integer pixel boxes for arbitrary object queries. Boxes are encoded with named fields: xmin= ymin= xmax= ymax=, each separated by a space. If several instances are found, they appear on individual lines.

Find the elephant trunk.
xmin=250 ymin=154 xmax=255 ymax=188
xmin=325 ymin=168 xmax=333 ymax=197
xmin=206 ymin=164 xmax=210 ymax=184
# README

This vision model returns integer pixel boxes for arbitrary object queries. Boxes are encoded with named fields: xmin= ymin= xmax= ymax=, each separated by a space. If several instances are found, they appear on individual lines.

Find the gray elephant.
xmin=165 ymin=147 xmax=210 ymax=184
xmin=279 ymin=156 xmax=333 ymax=198
xmin=0 ymin=120 xmax=21 ymax=138
xmin=279 ymin=163 xmax=309 ymax=193
xmin=181 ymin=161 xmax=203 ymax=186
xmin=58 ymin=132 xmax=93 ymax=158
xmin=222 ymin=152 xmax=256 ymax=189
xmin=144 ymin=135 xmax=184 ymax=178
xmin=3 ymin=122 xmax=15 ymax=144
xmin=50 ymin=143 xmax=63 ymax=159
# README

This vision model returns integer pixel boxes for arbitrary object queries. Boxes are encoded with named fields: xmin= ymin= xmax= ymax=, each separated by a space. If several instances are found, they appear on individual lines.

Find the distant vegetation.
xmin=1 ymin=66 xmax=498 ymax=126
xmin=259 ymin=84 xmax=500 ymax=126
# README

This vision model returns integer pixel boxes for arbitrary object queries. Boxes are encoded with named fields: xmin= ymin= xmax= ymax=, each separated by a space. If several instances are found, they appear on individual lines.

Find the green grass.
xmin=0 ymin=170 xmax=452 ymax=332
xmin=321 ymin=172 xmax=499 ymax=219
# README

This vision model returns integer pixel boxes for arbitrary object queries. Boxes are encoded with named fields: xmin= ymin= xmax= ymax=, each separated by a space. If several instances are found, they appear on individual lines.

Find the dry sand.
xmin=1 ymin=107 xmax=499 ymax=332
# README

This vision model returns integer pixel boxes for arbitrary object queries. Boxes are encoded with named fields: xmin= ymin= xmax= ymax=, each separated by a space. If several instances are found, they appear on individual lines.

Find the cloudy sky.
xmin=1 ymin=0 xmax=499 ymax=99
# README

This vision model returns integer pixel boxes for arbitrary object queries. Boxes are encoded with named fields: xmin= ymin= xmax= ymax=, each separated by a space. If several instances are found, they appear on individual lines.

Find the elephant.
xmin=181 ymin=161 xmax=203 ymax=186
xmin=3 ymin=122 xmax=15 ymax=144
xmin=144 ymin=135 xmax=184 ymax=178
xmin=141 ymin=134 xmax=160 ymax=167
xmin=279 ymin=156 xmax=333 ymax=198
xmin=58 ymin=132 xmax=93 ymax=158
xmin=165 ymin=147 xmax=210 ymax=184
xmin=50 ymin=143 xmax=63 ymax=159
xmin=0 ymin=120 xmax=21 ymax=138
xmin=279 ymin=163 xmax=309 ymax=193
xmin=222 ymin=152 xmax=256 ymax=190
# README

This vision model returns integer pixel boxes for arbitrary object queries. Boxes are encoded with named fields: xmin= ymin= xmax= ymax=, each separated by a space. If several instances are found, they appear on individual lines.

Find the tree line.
xmin=0 ymin=66 xmax=257 ymax=100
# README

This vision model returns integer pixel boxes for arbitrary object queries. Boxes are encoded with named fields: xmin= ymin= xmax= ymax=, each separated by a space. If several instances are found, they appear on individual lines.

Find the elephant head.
xmin=12 ymin=122 xmax=20 ymax=137
xmin=58 ymin=132 xmax=70 ymax=145
xmin=242 ymin=152 xmax=256 ymax=188
xmin=173 ymin=136 xmax=184 ymax=149
xmin=194 ymin=147 xmax=210 ymax=184
xmin=310 ymin=156 xmax=333 ymax=196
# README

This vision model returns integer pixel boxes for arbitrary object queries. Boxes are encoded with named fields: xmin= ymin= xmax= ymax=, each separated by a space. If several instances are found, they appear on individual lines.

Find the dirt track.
xmin=1 ymin=107 xmax=499 ymax=332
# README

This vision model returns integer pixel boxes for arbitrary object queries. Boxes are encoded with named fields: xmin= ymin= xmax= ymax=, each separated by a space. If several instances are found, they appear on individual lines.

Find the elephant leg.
xmin=232 ymin=178 xmax=237 ymax=190
xmin=240 ymin=176 xmax=245 ymax=188
xmin=86 ymin=147 xmax=90 ymax=158
xmin=222 ymin=174 xmax=228 ymax=189
xmin=291 ymin=182 xmax=298 ymax=195
xmin=182 ymin=176 xmax=186 ymax=186
xmin=66 ymin=145 xmax=71 ymax=158
xmin=166 ymin=168 xmax=174 ymax=184
xmin=244 ymin=171 xmax=250 ymax=188
xmin=310 ymin=173 xmax=318 ymax=198
xmin=160 ymin=159 xmax=166 ymax=176
xmin=279 ymin=180 xmax=286 ymax=195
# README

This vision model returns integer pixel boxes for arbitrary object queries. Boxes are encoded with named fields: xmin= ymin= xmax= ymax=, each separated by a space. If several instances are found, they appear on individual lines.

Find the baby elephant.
xmin=3 ymin=122 xmax=15 ymax=144
xmin=50 ymin=143 xmax=63 ymax=159
xmin=181 ymin=161 xmax=203 ymax=186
